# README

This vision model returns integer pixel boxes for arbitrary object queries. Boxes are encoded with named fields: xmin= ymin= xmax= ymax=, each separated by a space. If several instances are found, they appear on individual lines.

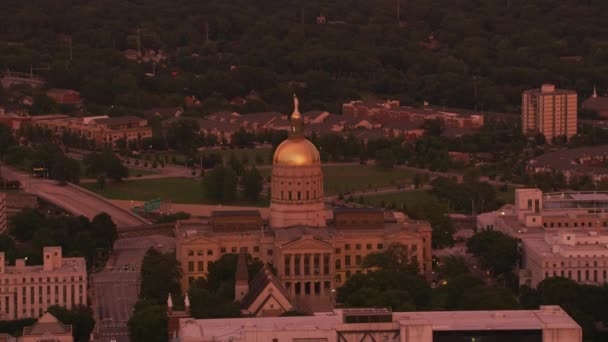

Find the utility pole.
xmin=69 ymin=36 xmax=73 ymax=61
xmin=397 ymin=0 xmax=400 ymax=25
xmin=301 ymin=7 xmax=304 ymax=24
xmin=137 ymin=27 xmax=142 ymax=57
xmin=205 ymin=22 xmax=210 ymax=42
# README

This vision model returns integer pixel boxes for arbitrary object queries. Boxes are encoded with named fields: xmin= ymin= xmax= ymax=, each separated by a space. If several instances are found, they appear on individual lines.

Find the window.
xmin=281 ymin=191 xmax=284 ymax=200
xmin=197 ymin=250 xmax=203 ymax=256
xmin=306 ymin=191 xmax=310 ymax=200
xmin=207 ymin=250 xmax=213 ymax=256
xmin=527 ymin=199 xmax=532 ymax=209
xmin=366 ymin=244 xmax=372 ymax=250
xmin=231 ymin=247 xmax=237 ymax=253
xmin=187 ymin=250 xmax=194 ymax=256
xmin=198 ymin=261 xmax=204 ymax=272
xmin=295 ymin=255 xmax=301 ymax=275
xmin=346 ymin=271 xmax=351 ymax=279
xmin=323 ymin=254 xmax=330 ymax=275
xmin=335 ymin=248 xmax=341 ymax=254
xmin=297 ymin=191 xmax=301 ymax=200
xmin=345 ymin=256 xmax=351 ymax=266
xmin=356 ymin=244 xmax=361 ymax=250
xmin=304 ymin=254 xmax=311 ymax=275
xmin=188 ymin=262 xmax=194 ymax=272
xmin=305 ymin=282 xmax=311 ymax=295
xmin=220 ymin=247 xmax=226 ymax=253
xmin=336 ymin=274 xmax=342 ymax=283
xmin=335 ymin=259 xmax=341 ymax=270
xmin=356 ymin=255 xmax=362 ymax=266
xmin=267 ymin=249 xmax=273 ymax=256
xmin=284 ymin=255 xmax=291 ymax=276
xmin=288 ymin=191 xmax=292 ymax=200
xmin=345 ymin=244 xmax=351 ymax=250
xmin=377 ymin=243 xmax=383 ymax=249
xmin=253 ymin=246 xmax=260 ymax=253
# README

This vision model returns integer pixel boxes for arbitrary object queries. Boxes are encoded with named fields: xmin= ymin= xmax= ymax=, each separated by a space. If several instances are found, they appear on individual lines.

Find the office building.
xmin=0 ymin=247 xmax=87 ymax=320
xmin=522 ymin=84 xmax=577 ymax=142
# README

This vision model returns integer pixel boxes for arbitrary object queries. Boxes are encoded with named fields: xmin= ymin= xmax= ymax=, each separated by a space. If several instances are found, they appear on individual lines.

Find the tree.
xmin=139 ymin=248 xmax=182 ymax=304
xmin=202 ymin=165 xmax=238 ymax=203
xmin=128 ymin=300 xmax=167 ymax=342
xmin=466 ymin=230 xmax=519 ymax=278
xmin=422 ymin=119 xmax=445 ymax=136
xmin=375 ymin=148 xmax=395 ymax=170
xmin=0 ymin=124 xmax=17 ymax=155
xmin=9 ymin=208 xmax=45 ymax=241
xmin=241 ymin=166 xmax=263 ymax=201
xmin=90 ymin=213 xmax=117 ymax=250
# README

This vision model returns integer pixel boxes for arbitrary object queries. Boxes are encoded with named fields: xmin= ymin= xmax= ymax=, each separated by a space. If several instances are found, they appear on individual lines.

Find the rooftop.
xmin=93 ymin=115 xmax=146 ymax=125
xmin=4 ymin=256 xmax=86 ymax=275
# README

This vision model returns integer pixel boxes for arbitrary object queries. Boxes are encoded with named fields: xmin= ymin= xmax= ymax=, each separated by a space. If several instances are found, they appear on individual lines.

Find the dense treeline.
xmin=1 ymin=0 xmax=608 ymax=114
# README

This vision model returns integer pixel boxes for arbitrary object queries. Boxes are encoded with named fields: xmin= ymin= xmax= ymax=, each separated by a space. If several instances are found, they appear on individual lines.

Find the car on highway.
xmin=130 ymin=265 xmax=137 ymax=271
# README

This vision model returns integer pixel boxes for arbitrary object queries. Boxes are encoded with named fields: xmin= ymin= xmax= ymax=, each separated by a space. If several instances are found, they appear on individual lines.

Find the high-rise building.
xmin=0 ymin=192 xmax=6 ymax=234
xmin=522 ymin=84 xmax=577 ymax=142
xmin=0 ymin=247 xmax=87 ymax=320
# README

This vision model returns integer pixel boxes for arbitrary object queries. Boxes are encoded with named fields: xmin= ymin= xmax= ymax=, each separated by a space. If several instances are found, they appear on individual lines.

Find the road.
xmin=3 ymin=166 xmax=148 ymax=228
xmin=92 ymin=235 xmax=175 ymax=342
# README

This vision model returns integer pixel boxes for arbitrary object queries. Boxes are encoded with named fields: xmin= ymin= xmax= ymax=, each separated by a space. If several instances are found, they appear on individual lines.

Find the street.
xmin=92 ymin=235 xmax=175 ymax=342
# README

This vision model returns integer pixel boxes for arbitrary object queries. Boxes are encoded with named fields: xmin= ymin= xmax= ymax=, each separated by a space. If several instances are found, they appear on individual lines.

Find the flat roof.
xmin=569 ymin=193 xmax=608 ymax=201
xmin=211 ymin=210 xmax=261 ymax=217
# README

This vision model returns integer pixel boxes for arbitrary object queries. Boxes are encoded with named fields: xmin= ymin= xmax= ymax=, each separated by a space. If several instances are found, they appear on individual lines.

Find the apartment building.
xmin=0 ymin=247 xmax=87 ymax=320
xmin=522 ymin=84 xmax=577 ymax=141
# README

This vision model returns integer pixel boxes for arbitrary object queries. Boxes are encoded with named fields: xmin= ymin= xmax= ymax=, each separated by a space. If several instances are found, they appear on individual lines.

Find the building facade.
xmin=0 ymin=192 xmax=6 ymax=234
xmin=0 ymin=247 xmax=87 ymax=320
xmin=30 ymin=115 xmax=152 ymax=149
xmin=175 ymin=98 xmax=432 ymax=312
xmin=522 ymin=84 xmax=577 ymax=141
xmin=477 ymin=188 xmax=608 ymax=287
xmin=176 ymin=306 xmax=581 ymax=342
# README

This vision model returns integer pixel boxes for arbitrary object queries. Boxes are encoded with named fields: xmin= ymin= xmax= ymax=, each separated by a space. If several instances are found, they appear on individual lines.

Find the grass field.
xmin=154 ymin=147 xmax=273 ymax=166
xmin=260 ymin=165 xmax=415 ymax=195
xmin=82 ymin=177 xmax=267 ymax=206
xmin=361 ymin=190 xmax=440 ymax=208
xmin=127 ymin=168 xmax=159 ymax=177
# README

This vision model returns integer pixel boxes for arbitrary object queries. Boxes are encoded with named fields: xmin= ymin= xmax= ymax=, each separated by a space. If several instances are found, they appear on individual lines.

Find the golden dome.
xmin=273 ymin=138 xmax=321 ymax=166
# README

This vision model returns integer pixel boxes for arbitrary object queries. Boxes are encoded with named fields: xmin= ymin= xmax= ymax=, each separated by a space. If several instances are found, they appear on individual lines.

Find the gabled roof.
xmin=239 ymin=266 xmax=292 ymax=312
xmin=23 ymin=312 xmax=71 ymax=336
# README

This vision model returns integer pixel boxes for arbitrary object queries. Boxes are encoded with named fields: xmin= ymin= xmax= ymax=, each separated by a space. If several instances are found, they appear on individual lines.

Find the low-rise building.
xmin=477 ymin=188 xmax=608 ymax=287
xmin=46 ymin=89 xmax=82 ymax=106
xmin=20 ymin=312 xmax=73 ymax=342
xmin=30 ymin=115 xmax=152 ymax=149
xmin=0 ymin=247 xmax=87 ymax=320
xmin=527 ymin=145 xmax=608 ymax=184
xmin=176 ymin=306 xmax=581 ymax=342
xmin=582 ymin=86 xmax=608 ymax=118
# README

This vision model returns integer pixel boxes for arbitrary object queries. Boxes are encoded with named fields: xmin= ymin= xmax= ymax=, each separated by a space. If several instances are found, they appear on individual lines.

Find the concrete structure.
xmin=0 ymin=192 xmax=6 ymax=234
xmin=175 ymin=98 xmax=432 ymax=312
xmin=477 ymin=188 xmax=608 ymax=287
xmin=0 ymin=247 xmax=86 ymax=320
xmin=30 ymin=115 xmax=152 ymax=149
xmin=20 ymin=312 xmax=73 ymax=342
xmin=527 ymin=145 xmax=608 ymax=184
xmin=176 ymin=306 xmax=581 ymax=342
xmin=522 ymin=84 xmax=577 ymax=142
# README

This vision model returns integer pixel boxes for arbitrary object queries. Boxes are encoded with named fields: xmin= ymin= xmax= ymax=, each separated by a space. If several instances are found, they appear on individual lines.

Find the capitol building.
xmin=175 ymin=98 xmax=432 ymax=313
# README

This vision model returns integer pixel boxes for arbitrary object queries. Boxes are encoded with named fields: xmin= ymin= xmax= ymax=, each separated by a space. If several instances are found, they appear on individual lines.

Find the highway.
xmin=4 ymin=166 xmax=148 ymax=228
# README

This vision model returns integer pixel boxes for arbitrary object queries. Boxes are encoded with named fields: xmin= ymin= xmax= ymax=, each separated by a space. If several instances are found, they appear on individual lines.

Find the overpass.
xmin=4 ymin=167 xmax=149 ymax=228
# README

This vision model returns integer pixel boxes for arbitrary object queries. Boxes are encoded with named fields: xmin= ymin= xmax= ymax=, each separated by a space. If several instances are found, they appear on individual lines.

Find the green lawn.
xmin=82 ymin=177 xmax=267 ymax=206
xmin=127 ymin=168 xmax=159 ymax=177
xmin=261 ymin=165 xmax=415 ymax=195
xmin=154 ymin=147 xmax=273 ymax=166
xmin=361 ymin=190 xmax=439 ymax=208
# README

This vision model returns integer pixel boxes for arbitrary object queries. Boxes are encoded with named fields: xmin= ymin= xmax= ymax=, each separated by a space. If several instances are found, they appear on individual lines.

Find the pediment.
xmin=181 ymin=235 xmax=218 ymax=245
xmin=386 ymin=229 xmax=421 ymax=241
xmin=281 ymin=236 xmax=333 ymax=251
